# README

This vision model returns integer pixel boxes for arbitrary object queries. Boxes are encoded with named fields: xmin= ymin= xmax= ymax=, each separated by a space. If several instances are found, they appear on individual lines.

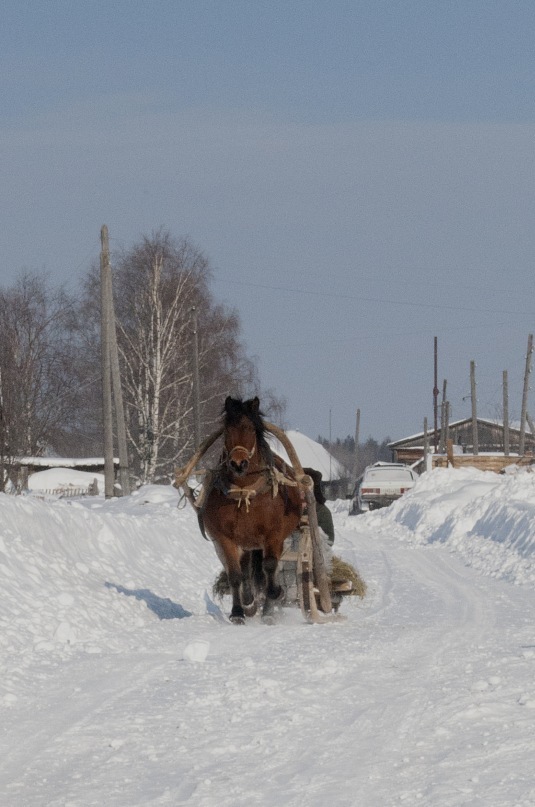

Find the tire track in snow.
xmin=0 ymin=651 xmax=178 ymax=805
xmin=336 ymin=527 xmax=533 ymax=806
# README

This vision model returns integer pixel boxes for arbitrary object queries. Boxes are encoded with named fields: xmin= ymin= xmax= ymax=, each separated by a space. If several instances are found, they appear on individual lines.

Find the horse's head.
xmin=223 ymin=396 xmax=264 ymax=477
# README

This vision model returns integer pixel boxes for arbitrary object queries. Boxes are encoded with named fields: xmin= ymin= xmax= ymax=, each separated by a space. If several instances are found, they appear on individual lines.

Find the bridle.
xmin=223 ymin=442 xmax=257 ymax=464
xmin=223 ymin=435 xmax=256 ymax=474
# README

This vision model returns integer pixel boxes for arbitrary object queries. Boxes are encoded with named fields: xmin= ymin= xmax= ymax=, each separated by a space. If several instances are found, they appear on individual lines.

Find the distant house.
xmin=10 ymin=457 xmax=119 ymax=491
xmin=389 ymin=418 xmax=535 ymax=468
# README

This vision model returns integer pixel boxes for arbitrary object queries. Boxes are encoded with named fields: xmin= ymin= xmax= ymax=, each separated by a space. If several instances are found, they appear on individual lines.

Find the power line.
xmin=212 ymin=275 xmax=535 ymax=318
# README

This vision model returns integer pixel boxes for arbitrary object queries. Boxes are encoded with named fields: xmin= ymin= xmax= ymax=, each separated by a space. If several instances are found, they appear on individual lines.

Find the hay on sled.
xmin=330 ymin=555 xmax=367 ymax=599
xmin=212 ymin=554 xmax=366 ymax=601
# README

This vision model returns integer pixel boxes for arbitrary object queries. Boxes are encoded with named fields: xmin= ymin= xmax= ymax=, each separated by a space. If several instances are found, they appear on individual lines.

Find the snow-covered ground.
xmin=1 ymin=466 xmax=535 ymax=806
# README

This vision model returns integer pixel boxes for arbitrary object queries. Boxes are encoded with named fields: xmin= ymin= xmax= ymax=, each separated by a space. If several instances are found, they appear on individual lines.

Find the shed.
xmin=9 ymin=457 xmax=119 ymax=491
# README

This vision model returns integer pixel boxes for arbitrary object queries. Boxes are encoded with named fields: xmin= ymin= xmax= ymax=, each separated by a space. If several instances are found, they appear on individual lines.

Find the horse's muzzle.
xmin=229 ymin=459 xmax=249 ymax=476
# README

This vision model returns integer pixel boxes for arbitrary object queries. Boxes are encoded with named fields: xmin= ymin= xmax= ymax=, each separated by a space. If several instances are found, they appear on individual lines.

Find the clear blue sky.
xmin=2 ymin=1 xmax=535 ymax=441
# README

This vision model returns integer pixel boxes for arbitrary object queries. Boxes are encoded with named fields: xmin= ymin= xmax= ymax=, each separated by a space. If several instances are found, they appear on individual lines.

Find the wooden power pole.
xmin=433 ymin=337 xmax=439 ymax=452
xmin=100 ymin=225 xmax=130 ymax=497
xmin=353 ymin=408 xmax=360 ymax=484
xmin=470 ymin=360 xmax=478 ymax=455
xmin=100 ymin=226 xmax=115 ymax=498
xmin=191 ymin=306 xmax=201 ymax=451
xmin=423 ymin=416 xmax=429 ymax=470
xmin=519 ymin=334 xmax=533 ymax=457
xmin=503 ymin=370 xmax=510 ymax=457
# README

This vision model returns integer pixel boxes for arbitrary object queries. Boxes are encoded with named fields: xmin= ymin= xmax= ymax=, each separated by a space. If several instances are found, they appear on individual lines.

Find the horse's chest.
xmin=205 ymin=493 xmax=282 ymax=545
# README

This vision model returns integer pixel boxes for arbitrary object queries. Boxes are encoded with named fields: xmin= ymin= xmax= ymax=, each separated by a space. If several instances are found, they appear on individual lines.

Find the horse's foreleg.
xmin=215 ymin=540 xmax=246 ymax=624
xmin=227 ymin=562 xmax=246 ymax=624
xmin=251 ymin=549 xmax=265 ymax=596
xmin=240 ymin=552 xmax=257 ymax=617
xmin=262 ymin=554 xmax=283 ymax=621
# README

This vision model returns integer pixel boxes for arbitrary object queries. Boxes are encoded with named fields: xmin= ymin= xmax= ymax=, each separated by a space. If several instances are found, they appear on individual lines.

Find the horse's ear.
xmin=250 ymin=396 xmax=260 ymax=414
xmin=224 ymin=396 xmax=233 ymax=413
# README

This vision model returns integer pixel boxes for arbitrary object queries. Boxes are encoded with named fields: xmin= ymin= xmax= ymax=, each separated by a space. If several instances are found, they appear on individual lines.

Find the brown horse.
xmin=202 ymin=396 xmax=302 ymax=623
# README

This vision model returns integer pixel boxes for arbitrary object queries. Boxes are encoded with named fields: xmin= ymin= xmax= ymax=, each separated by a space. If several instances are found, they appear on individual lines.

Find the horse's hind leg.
xmin=261 ymin=555 xmax=283 ymax=622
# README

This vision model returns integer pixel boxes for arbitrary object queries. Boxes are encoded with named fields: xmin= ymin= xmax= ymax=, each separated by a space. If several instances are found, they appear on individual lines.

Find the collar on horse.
xmin=197 ymin=462 xmax=297 ymax=515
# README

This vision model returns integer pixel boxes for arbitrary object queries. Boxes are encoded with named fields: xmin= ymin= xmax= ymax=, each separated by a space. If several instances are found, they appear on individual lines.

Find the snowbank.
xmin=2 ymin=469 xmax=535 ymax=806
xmin=0 ymin=485 xmax=220 ymax=697
xmin=346 ymin=466 xmax=535 ymax=585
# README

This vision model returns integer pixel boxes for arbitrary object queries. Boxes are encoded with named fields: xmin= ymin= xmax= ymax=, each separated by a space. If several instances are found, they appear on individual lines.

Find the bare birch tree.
xmin=110 ymin=232 xmax=260 ymax=482
xmin=0 ymin=273 xmax=81 ymax=489
xmin=75 ymin=230 xmax=285 ymax=483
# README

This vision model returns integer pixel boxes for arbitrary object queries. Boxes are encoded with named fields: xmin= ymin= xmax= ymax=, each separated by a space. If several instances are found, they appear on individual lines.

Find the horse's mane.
xmin=223 ymin=396 xmax=274 ymax=464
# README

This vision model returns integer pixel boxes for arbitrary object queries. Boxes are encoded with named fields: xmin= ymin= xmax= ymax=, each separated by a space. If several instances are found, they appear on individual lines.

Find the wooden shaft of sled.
xmin=303 ymin=479 xmax=332 ymax=614
xmin=265 ymin=421 xmax=331 ymax=613
xmin=174 ymin=427 xmax=224 ymax=487
xmin=264 ymin=422 xmax=305 ymax=478
xmin=297 ymin=524 xmax=321 ymax=622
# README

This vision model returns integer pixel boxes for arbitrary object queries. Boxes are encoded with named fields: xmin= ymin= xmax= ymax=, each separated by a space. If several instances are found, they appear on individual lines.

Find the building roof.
xmin=267 ymin=430 xmax=344 ymax=481
xmin=388 ymin=418 xmax=524 ymax=448
xmin=13 ymin=457 xmax=119 ymax=468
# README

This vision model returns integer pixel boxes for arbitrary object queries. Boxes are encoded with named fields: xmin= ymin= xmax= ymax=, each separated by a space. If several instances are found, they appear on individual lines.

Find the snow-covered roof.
xmin=389 ymin=417 xmax=523 ymax=447
xmin=28 ymin=468 xmax=105 ymax=493
xmin=267 ymin=429 xmax=345 ymax=481
xmin=14 ymin=457 xmax=118 ymax=468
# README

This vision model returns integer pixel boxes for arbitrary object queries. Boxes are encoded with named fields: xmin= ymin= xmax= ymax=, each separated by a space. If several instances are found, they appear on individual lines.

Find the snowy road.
xmin=1 ymin=477 xmax=535 ymax=806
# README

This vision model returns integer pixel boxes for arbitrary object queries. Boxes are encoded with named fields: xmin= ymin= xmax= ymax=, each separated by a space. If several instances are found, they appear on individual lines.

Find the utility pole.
xmin=439 ymin=379 xmax=448 ymax=453
xmin=105 ymin=245 xmax=130 ymax=496
xmin=439 ymin=400 xmax=446 ymax=453
xmin=191 ymin=307 xmax=201 ymax=451
xmin=470 ymin=360 xmax=478 ymax=455
xmin=503 ymin=370 xmax=509 ymax=457
xmin=519 ymin=334 xmax=533 ymax=457
xmin=100 ymin=226 xmax=115 ymax=498
xmin=353 ymin=408 xmax=360 ymax=484
xmin=329 ymin=408 xmax=332 ymax=483
xmin=433 ymin=337 xmax=439 ymax=452
xmin=100 ymin=225 xmax=131 ymax=496
xmin=423 ymin=416 xmax=429 ymax=471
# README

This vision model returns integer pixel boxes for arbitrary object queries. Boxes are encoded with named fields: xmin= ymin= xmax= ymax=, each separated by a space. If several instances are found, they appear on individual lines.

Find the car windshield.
xmin=364 ymin=468 xmax=414 ymax=482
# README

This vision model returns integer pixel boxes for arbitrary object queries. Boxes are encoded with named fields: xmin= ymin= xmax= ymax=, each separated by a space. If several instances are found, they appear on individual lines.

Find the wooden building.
xmin=389 ymin=418 xmax=535 ymax=469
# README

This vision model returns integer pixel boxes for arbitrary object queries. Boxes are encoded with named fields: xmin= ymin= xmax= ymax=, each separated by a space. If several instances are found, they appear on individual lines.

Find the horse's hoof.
xmin=229 ymin=615 xmax=246 ymax=625
xmin=242 ymin=601 xmax=257 ymax=618
xmin=262 ymin=614 xmax=277 ymax=626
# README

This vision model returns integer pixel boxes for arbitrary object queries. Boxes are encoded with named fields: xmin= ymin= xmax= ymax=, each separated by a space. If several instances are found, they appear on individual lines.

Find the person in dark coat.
xmin=303 ymin=467 xmax=335 ymax=546
xmin=278 ymin=467 xmax=335 ymax=605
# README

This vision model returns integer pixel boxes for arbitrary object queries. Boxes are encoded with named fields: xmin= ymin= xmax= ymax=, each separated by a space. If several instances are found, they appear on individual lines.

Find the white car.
xmin=349 ymin=462 xmax=418 ymax=515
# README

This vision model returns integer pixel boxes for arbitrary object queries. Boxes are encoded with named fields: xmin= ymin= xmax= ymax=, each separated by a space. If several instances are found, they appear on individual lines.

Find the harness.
xmin=191 ymin=459 xmax=298 ymax=539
